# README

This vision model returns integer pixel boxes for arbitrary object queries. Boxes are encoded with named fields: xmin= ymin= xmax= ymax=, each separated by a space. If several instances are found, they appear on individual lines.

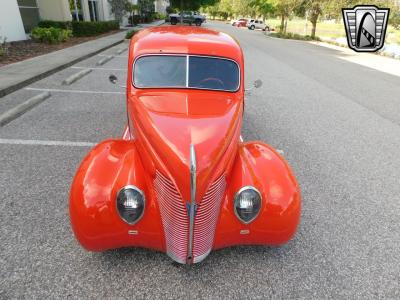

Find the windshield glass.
xmin=133 ymin=55 xmax=240 ymax=92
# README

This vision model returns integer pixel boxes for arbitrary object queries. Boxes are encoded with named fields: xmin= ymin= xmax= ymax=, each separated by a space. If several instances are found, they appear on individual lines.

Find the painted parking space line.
xmin=25 ymin=87 xmax=124 ymax=95
xmin=70 ymin=66 xmax=126 ymax=71
xmin=98 ymin=54 xmax=127 ymax=58
xmin=0 ymin=138 xmax=96 ymax=147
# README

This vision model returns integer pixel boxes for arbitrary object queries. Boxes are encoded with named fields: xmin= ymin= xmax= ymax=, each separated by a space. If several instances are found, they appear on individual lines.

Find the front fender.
xmin=69 ymin=139 xmax=164 ymax=252
xmin=213 ymin=142 xmax=301 ymax=249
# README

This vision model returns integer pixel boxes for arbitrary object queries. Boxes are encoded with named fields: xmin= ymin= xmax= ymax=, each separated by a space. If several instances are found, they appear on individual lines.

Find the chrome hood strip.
xmin=187 ymin=144 xmax=197 ymax=263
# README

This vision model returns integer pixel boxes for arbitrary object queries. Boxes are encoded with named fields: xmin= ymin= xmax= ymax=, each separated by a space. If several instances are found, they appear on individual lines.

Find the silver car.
xmin=247 ymin=19 xmax=270 ymax=31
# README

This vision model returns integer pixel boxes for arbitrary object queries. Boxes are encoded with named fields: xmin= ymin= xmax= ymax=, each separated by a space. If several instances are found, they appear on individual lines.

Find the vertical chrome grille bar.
xmin=187 ymin=144 xmax=196 ymax=263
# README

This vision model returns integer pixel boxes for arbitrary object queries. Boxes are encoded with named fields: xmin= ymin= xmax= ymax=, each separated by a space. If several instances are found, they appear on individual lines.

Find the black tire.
xmin=195 ymin=19 xmax=201 ymax=26
xmin=251 ymin=25 xmax=255 ymax=30
xmin=170 ymin=18 xmax=177 ymax=25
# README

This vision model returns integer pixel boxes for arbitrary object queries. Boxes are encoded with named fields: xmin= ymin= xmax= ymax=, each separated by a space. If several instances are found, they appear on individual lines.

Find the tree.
xmin=301 ymin=0 xmax=327 ymax=38
xmin=169 ymin=0 xmax=218 ymax=11
xmin=108 ymin=0 xmax=130 ymax=23
xmin=249 ymin=0 xmax=275 ymax=22
xmin=272 ymin=0 xmax=302 ymax=33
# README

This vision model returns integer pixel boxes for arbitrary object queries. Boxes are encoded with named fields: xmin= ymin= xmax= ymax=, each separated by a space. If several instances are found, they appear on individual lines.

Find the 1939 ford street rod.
xmin=69 ymin=26 xmax=301 ymax=264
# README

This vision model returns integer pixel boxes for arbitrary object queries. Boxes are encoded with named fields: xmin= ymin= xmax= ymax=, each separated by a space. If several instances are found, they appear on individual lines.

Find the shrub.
xmin=0 ymin=36 xmax=7 ymax=56
xmin=31 ymin=27 xmax=72 ymax=44
xmin=125 ymin=29 xmax=137 ymax=39
xmin=152 ymin=12 xmax=166 ymax=20
xmin=270 ymin=32 xmax=320 ymax=41
xmin=71 ymin=20 xmax=119 ymax=36
xmin=38 ymin=20 xmax=72 ymax=30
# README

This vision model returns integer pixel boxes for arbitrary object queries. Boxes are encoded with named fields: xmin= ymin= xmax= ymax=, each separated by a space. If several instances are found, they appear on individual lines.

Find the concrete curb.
xmin=0 ymin=91 xmax=51 ymax=126
xmin=0 ymin=40 xmax=124 ymax=99
xmin=117 ymin=48 xmax=127 ymax=54
xmin=96 ymin=55 xmax=114 ymax=66
xmin=62 ymin=69 xmax=92 ymax=85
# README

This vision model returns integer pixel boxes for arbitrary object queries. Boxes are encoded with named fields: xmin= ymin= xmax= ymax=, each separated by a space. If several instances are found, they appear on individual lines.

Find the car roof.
xmin=129 ymin=26 xmax=243 ymax=63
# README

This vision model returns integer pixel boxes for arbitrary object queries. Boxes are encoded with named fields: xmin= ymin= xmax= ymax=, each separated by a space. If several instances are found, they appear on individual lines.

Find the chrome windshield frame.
xmin=132 ymin=54 xmax=241 ymax=92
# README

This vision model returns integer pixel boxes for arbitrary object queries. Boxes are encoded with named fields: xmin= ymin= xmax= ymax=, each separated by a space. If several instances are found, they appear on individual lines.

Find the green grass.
xmin=266 ymin=18 xmax=399 ymax=44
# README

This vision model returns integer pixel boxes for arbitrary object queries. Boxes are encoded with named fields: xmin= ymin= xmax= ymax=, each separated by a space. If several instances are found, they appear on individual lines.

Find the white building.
xmin=1 ymin=0 xmax=169 ymax=42
xmin=0 ymin=0 xmax=71 ymax=42
xmin=154 ymin=0 xmax=169 ymax=15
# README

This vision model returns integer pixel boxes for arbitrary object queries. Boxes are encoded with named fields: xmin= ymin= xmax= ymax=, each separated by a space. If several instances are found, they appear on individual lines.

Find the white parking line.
xmin=98 ymin=54 xmax=127 ymax=58
xmin=0 ymin=138 xmax=96 ymax=147
xmin=70 ymin=66 xmax=126 ymax=71
xmin=25 ymin=87 xmax=124 ymax=95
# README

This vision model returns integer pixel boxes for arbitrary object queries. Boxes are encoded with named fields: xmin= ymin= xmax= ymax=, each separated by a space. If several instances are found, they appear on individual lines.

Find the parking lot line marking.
xmin=0 ymin=138 xmax=96 ymax=147
xmin=25 ymin=87 xmax=124 ymax=95
xmin=70 ymin=66 xmax=126 ymax=71
xmin=98 ymin=54 xmax=127 ymax=58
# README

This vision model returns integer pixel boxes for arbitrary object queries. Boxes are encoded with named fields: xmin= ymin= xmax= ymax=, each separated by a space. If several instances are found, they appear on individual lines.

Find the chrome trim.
xmin=132 ymin=54 xmax=241 ymax=92
xmin=193 ymin=249 xmax=211 ymax=263
xmin=185 ymin=55 xmax=189 ymax=87
xmin=167 ymin=251 xmax=187 ymax=264
xmin=116 ymin=185 xmax=145 ymax=225
xmin=233 ymin=186 xmax=262 ymax=224
xmin=187 ymin=144 xmax=197 ymax=263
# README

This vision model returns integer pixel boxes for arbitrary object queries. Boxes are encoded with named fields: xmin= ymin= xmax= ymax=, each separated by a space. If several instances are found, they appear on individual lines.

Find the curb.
xmin=0 ymin=91 xmax=51 ymax=126
xmin=117 ymin=47 xmax=127 ymax=54
xmin=62 ymin=68 xmax=92 ymax=85
xmin=0 ymin=39 xmax=124 ymax=98
xmin=96 ymin=55 xmax=114 ymax=66
xmin=315 ymin=39 xmax=400 ymax=60
xmin=0 ymin=20 xmax=166 ymax=98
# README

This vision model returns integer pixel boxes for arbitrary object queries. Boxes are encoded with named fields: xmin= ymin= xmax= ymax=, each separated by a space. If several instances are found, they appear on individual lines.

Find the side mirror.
xmin=109 ymin=74 xmax=126 ymax=88
xmin=245 ymin=79 xmax=263 ymax=94
xmin=109 ymin=74 xmax=118 ymax=84
xmin=253 ymin=79 xmax=263 ymax=89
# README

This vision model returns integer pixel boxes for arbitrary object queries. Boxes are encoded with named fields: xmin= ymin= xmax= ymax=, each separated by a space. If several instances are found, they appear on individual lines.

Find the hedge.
xmin=125 ymin=29 xmax=137 ymax=39
xmin=38 ymin=20 xmax=72 ymax=30
xmin=72 ymin=21 xmax=119 ymax=36
xmin=31 ymin=27 xmax=72 ymax=44
xmin=38 ymin=20 xmax=119 ymax=37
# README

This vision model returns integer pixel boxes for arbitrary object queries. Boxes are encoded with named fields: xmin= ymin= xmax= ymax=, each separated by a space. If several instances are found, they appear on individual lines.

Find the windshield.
xmin=133 ymin=55 xmax=240 ymax=92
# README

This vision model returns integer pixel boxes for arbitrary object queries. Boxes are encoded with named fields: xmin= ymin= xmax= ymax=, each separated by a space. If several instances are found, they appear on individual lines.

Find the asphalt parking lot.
xmin=1 ymin=21 xmax=400 ymax=299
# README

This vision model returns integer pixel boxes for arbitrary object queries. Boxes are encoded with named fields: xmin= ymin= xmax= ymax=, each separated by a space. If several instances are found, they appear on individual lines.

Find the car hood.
xmin=130 ymin=91 xmax=242 ymax=201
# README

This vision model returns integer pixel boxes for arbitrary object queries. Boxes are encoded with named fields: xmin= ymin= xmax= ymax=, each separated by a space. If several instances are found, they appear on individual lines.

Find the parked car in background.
xmin=233 ymin=18 xmax=248 ymax=27
xmin=169 ymin=11 xmax=205 ymax=26
xmin=247 ymin=19 xmax=270 ymax=31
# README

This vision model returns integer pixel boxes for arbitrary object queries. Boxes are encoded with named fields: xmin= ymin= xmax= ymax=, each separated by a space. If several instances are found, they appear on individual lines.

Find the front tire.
xmin=195 ymin=19 xmax=202 ymax=26
xmin=251 ymin=25 xmax=255 ymax=30
xmin=170 ymin=18 xmax=177 ymax=25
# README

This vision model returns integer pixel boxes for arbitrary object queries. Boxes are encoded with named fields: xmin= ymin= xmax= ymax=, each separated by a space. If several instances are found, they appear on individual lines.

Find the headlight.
xmin=116 ymin=185 xmax=145 ymax=225
xmin=234 ymin=186 xmax=261 ymax=224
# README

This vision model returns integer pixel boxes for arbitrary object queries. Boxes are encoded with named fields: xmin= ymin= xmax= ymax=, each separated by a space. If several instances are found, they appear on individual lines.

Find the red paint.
xmin=70 ymin=26 xmax=301 ymax=262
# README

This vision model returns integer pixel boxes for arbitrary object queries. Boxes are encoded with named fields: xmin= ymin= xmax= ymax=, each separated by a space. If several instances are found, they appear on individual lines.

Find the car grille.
xmin=154 ymin=170 xmax=226 ymax=263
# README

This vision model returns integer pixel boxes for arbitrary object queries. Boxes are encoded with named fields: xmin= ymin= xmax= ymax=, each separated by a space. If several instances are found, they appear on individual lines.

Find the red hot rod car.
xmin=70 ymin=26 xmax=301 ymax=264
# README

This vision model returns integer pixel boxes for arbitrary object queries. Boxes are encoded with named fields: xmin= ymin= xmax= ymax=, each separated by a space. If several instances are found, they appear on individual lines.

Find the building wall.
xmin=154 ymin=0 xmax=169 ymax=14
xmin=0 ymin=0 xmax=27 ymax=42
xmin=37 ymin=0 xmax=72 ymax=21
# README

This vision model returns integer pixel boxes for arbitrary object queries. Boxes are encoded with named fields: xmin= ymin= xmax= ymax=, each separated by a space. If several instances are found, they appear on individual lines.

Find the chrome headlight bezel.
xmin=233 ymin=186 xmax=262 ymax=224
xmin=116 ymin=185 xmax=145 ymax=225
